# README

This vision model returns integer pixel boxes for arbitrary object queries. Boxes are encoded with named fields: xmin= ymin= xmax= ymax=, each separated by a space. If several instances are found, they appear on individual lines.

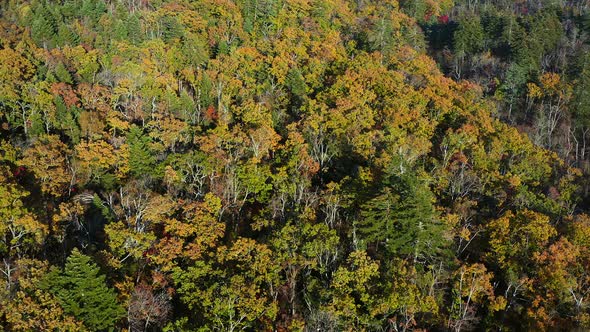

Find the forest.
xmin=1 ymin=0 xmax=590 ymax=330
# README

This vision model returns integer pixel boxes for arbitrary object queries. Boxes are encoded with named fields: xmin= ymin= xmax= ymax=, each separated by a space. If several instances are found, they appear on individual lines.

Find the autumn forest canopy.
xmin=3 ymin=0 xmax=590 ymax=330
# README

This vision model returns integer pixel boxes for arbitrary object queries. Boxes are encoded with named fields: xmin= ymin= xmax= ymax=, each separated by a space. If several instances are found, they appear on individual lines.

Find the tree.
xmin=1 ymin=259 xmax=84 ymax=331
xmin=271 ymin=221 xmax=339 ymax=318
xmin=128 ymin=283 xmax=172 ymax=331
xmin=75 ymin=139 xmax=117 ymax=185
xmin=151 ymin=193 xmax=225 ymax=271
xmin=454 ymin=15 xmax=485 ymax=56
xmin=0 ymin=165 xmax=47 ymax=258
xmin=41 ymin=249 xmax=125 ymax=331
xmin=526 ymin=72 xmax=572 ymax=153
xmin=20 ymin=135 xmax=72 ymax=198
xmin=30 ymin=2 xmax=57 ymax=47
xmin=0 ymin=0 xmax=589 ymax=330
xmin=453 ymin=15 xmax=485 ymax=79
xmin=173 ymin=238 xmax=280 ymax=331
xmin=571 ymin=53 xmax=590 ymax=164
xmin=127 ymin=125 xmax=157 ymax=178
xmin=326 ymin=250 xmax=380 ymax=329
xmin=487 ymin=209 xmax=557 ymax=275
xmin=0 ymin=46 xmax=36 ymax=135
xmin=358 ymin=170 xmax=448 ymax=262
xmin=448 ymin=263 xmax=504 ymax=332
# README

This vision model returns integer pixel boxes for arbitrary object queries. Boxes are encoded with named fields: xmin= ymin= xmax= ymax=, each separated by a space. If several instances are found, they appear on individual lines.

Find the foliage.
xmin=1 ymin=0 xmax=590 ymax=330
xmin=40 ymin=249 xmax=125 ymax=331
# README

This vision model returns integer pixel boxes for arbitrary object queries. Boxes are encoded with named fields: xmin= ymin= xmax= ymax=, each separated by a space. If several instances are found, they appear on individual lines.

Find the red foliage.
xmin=51 ymin=82 xmax=80 ymax=108
xmin=13 ymin=166 xmax=26 ymax=177
xmin=438 ymin=15 xmax=449 ymax=24
xmin=204 ymin=105 xmax=218 ymax=123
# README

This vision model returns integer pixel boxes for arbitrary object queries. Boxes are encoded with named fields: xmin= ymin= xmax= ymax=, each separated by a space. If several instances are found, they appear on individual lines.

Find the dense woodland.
xmin=2 ymin=0 xmax=590 ymax=330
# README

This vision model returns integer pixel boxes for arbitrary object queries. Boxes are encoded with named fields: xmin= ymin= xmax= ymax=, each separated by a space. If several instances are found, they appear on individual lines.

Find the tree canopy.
xmin=1 ymin=0 xmax=590 ymax=330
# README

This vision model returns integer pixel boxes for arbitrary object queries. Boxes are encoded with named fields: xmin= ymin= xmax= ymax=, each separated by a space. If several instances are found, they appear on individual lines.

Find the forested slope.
xmin=1 ymin=0 xmax=589 ymax=331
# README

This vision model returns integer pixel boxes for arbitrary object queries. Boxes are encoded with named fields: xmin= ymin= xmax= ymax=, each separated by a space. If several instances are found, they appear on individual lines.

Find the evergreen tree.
xmin=160 ymin=16 xmax=184 ymax=43
xmin=57 ymin=23 xmax=79 ymax=46
xmin=81 ymin=0 xmax=107 ymax=25
xmin=127 ymin=125 xmax=157 ymax=178
xmin=60 ymin=0 xmax=80 ymax=19
xmin=113 ymin=19 xmax=128 ymax=41
xmin=30 ymin=3 xmax=57 ymax=47
xmin=53 ymin=95 xmax=81 ymax=143
xmin=54 ymin=62 xmax=73 ymax=84
xmin=573 ymin=54 xmax=590 ymax=130
xmin=41 ymin=249 xmax=125 ymax=331
xmin=127 ymin=14 xmax=143 ymax=45
xmin=285 ymin=68 xmax=308 ymax=99
xmin=241 ymin=0 xmax=256 ymax=33
xmin=358 ymin=171 xmax=448 ymax=261
xmin=454 ymin=15 xmax=485 ymax=56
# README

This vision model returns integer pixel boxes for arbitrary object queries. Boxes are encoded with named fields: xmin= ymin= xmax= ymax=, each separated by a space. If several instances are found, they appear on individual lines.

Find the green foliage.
xmin=359 ymin=171 xmax=448 ymax=261
xmin=54 ymin=62 xmax=73 ymax=84
xmin=572 ymin=54 xmax=590 ymax=129
xmin=127 ymin=125 xmax=157 ymax=178
xmin=327 ymin=251 xmax=380 ymax=328
xmin=180 ymin=35 xmax=209 ymax=67
xmin=454 ymin=15 xmax=485 ymax=55
xmin=56 ymin=24 xmax=79 ymax=47
xmin=41 ymin=249 xmax=125 ymax=331
xmin=160 ymin=16 xmax=184 ymax=43
xmin=286 ymin=68 xmax=308 ymax=98
xmin=2 ymin=0 xmax=590 ymax=331
xmin=508 ymin=10 xmax=563 ymax=71
xmin=81 ymin=0 xmax=107 ymax=24
xmin=127 ymin=14 xmax=143 ymax=45
xmin=30 ymin=3 xmax=57 ymax=46
xmin=53 ymin=95 xmax=81 ymax=143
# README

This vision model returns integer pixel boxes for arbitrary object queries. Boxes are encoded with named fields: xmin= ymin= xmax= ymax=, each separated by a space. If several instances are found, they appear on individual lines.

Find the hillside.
xmin=1 ymin=0 xmax=589 ymax=330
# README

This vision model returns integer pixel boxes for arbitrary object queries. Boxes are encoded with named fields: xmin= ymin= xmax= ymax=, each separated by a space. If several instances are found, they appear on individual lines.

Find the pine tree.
xmin=127 ymin=14 xmax=143 ymax=45
xmin=358 ymin=171 xmax=448 ymax=261
xmin=573 ymin=54 xmax=590 ymax=129
xmin=30 ymin=3 xmax=57 ymax=47
xmin=56 ymin=24 xmax=79 ymax=46
xmin=241 ymin=0 xmax=256 ymax=33
xmin=60 ymin=0 xmax=80 ymax=19
xmin=127 ymin=125 xmax=157 ymax=178
xmin=285 ymin=68 xmax=307 ymax=99
xmin=454 ymin=15 xmax=485 ymax=56
xmin=160 ymin=16 xmax=184 ymax=43
xmin=41 ymin=249 xmax=125 ymax=331
xmin=54 ymin=62 xmax=73 ymax=84
xmin=113 ymin=19 xmax=129 ymax=41
xmin=81 ymin=0 xmax=106 ymax=25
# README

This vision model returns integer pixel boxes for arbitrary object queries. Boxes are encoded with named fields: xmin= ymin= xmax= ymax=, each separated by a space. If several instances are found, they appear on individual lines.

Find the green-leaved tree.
xmin=41 ymin=249 xmax=125 ymax=331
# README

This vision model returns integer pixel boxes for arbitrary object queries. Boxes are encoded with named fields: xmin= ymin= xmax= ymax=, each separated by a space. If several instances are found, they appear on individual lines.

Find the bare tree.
xmin=128 ymin=284 xmax=171 ymax=332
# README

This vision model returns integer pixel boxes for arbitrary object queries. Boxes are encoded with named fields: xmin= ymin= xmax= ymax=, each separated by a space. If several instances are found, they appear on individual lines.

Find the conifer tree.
xmin=54 ymin=62 xmax=73 ymax=84
xmin=30 ymin=3 xmax=56 ymax=47
xmin=113 ymin=19 xmax=129 ymax=41
xmin=454 ymin=15 xmax=485 ymax=56
xmin=81 ymin=0 xmax=106 ymax=25
xmin=127 ymin=125 xmax=157 ymax=178
xmin=41 ymin=249 xmax=125 ymax=331
xmin=57 ymin=24 xmax=79 ymax=46
xmin=127 ymin=14 xmax=143 ymax=45
xmin=285 ymin=68 xmax=307 ymax=99
xmin=573 ymin=54 xmax=590 ymax=131
xmin=358 ymin=171 xmax=448 ymax=261
xmin=160 ymin=16 xmax=184 ymax=43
